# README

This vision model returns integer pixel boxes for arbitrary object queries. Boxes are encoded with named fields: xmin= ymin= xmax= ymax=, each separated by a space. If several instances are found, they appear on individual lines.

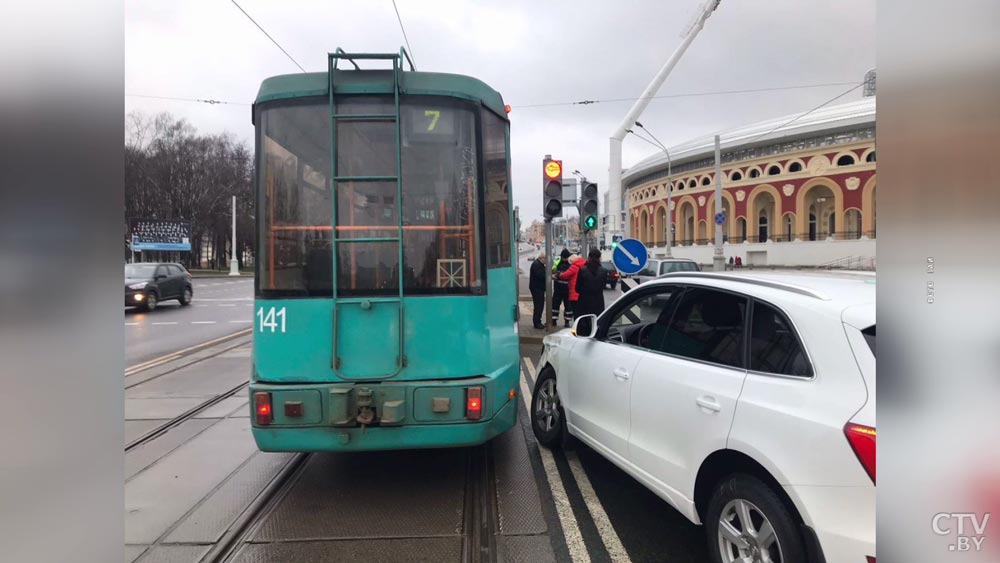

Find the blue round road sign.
xmin=612 ymin=238 xmax=648 ymax=275
xmin=714 ymin=212 xmax=726 ymax=225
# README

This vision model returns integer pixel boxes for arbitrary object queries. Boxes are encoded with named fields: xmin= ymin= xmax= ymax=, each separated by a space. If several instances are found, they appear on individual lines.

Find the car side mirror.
xmin=572 ymin=314 xmax=598 ymax=338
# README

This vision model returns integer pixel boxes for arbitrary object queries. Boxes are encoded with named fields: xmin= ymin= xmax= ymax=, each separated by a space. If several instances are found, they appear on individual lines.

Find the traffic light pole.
xmin=544 ymin=218 xmax=553 ymax=332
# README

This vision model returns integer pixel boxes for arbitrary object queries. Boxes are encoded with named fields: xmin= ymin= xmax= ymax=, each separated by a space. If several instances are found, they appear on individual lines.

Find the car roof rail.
xmin=656 ymin=272 xmax=830 ymax=300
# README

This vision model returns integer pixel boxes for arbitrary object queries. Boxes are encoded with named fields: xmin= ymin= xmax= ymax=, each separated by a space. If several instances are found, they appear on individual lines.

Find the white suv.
xmin=532 ymin=271 xmax=875 ymax=563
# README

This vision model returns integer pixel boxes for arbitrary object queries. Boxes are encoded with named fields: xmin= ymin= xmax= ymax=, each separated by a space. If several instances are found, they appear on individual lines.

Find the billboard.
xmin=130 ymin=219 xmax=192 ymax=251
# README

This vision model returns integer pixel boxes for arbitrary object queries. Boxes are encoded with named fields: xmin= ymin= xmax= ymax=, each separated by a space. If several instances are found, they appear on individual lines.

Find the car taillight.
xmin=254 ymin=392 xmax=273 ymax=425
xmin=866 ymin=557 xmax=876 ymax=563
xmin=466 ymin=387 xmax=483 ymax=420
xmin=845 ymin=423 xmax=876 ymax=483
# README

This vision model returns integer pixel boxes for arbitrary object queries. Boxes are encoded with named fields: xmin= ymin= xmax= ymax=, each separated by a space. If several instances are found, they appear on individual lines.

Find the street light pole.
xmin=713 ymin=135 xmax=725 ymax=271
xmin=228 ymin=195 xmax=240 ymax=276
xmin=633 ymin=122 xmax=673 ymax=257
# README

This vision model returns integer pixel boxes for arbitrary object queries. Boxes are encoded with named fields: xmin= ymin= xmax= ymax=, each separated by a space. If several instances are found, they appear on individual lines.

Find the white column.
xmin=228 ymin=195 xmax=240 ymax=276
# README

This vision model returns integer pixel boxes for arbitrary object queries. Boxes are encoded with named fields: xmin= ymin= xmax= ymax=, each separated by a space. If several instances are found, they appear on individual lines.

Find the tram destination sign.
xmin=130 ymin=218 xmax=192 ymax=251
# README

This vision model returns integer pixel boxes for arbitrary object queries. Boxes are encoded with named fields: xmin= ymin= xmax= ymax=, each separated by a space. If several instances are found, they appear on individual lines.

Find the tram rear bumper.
xmin=248 ymin=365 xmax=520 ymax=452
xmin=252 ymin=398 xmax=516 ymax=452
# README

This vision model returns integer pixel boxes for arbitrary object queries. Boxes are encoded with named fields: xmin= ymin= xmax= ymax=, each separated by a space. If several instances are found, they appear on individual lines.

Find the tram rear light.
xmin=254 ymin=392 xmax=273 ymax=425
xmin=466 ymin=387 xmax=483 ymax=421
xmin=504 ymin=104 xmax=511 ymax=114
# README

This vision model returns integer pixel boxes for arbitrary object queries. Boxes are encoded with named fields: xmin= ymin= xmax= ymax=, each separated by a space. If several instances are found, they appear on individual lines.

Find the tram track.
xmin=201 ymin=443 xmax=500 ymax=563
xmin=125 ymin=329 xmax=252 ymax=389
xmin=125 ymin=380 xmax=249 ymax=451
xmin=204 ymin=452 xmax=312 ymax=563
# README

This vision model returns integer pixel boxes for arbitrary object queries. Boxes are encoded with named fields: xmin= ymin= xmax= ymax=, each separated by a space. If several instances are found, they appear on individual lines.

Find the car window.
xmin=125 ymin=264 xmax=156 ymax=278
xmin=662 ymin=261 xmax=698 ymax=274
xmin=166 ymin=265 xmax=181 ymax=276
xmin=749 ymin=301 xmax=812 ymax=376
xmin=155 ymin=266 xmax=168 ymax=278
xmin=862 ymin=325 xmax=875 ymax=358
xmin=637 ymin=261 xmax=658 ymax=277
xmin=660 ymin=287 xmax=747 ymax=367
xmin=603 ymin=286 xmax=678 ymax=343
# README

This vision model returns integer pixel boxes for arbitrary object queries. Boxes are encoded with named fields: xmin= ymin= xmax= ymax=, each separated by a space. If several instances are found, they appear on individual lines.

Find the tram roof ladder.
xmin=328 ymin=47 xmax=413 ymax=376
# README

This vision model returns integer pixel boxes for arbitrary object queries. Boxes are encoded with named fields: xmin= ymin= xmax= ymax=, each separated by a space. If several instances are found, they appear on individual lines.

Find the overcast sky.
xmin=125 ymin=0 xmax=875 ymax=225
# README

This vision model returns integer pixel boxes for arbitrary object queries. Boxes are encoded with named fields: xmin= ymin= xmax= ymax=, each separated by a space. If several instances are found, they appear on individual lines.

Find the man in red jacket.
xmin=555 ymin=254 xmax=585 ymax=327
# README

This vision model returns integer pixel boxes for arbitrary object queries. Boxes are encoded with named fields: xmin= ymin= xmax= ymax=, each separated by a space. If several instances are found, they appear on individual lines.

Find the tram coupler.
xmin=356 ymin=387 xmax=376 ymax=426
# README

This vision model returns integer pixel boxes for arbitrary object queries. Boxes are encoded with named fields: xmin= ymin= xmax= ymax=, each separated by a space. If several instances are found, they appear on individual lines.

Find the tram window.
xmin=257 ymin=100 xmax=333 ymax=297
xmin=399 ymin=97 xmax=484 ymax=295
xmin=482 ymin=108 xmax=511 ymax=268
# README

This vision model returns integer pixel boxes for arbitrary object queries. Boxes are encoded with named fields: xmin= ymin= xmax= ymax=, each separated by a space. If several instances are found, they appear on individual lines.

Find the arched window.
xmin=845 ymin=209 xmax=862 ymax=239
xmin=737 ymin=217 xmax=747 ymax=242
xmin=866 ymin=151 xmax=876 ymax=162
xmin=808 ymin=211 xmax=817 ymax=241
xmin=749 ymin=168 xmax=760 ymax=179
xmin=758 ymin=214 xmax=769 ymax=242
xmin=837 ymin=154 xmax=856 ymax=166
xmin=783 ymin=213 xmax=794 ymax=241
xmin=689 ymin=179 xmax=697 ymax=188
xmin=731 ymin=171 xmax=743 ymax=181
xmin=767 ymin=165 xmax=781 ymax=176
xmin=702 ymin=176 xmax=711 ymax=186
xmin=788 ymin=161 xmax=802 ymax=173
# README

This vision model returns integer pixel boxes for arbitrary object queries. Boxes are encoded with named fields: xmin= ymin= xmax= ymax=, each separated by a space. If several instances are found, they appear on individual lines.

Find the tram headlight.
xmin=128 ymin=282 xmax=148 ymax=289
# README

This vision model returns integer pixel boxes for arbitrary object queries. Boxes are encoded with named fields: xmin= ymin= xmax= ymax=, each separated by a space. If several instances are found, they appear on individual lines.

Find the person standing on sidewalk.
xmin=574 ymin=248 xmax=608 ymax=319
xmin=528 ymin=254 xmax=547 ymax=329
xmin=551 ymin=248 xmax=572 ymax=327
xmin=557 ymin=253 xmax=586 ymax=327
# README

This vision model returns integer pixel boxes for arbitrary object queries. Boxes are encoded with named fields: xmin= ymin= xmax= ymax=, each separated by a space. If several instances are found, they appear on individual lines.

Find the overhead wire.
xmin=125 ymin=94 xmax=250 ymax=106
xmin=741 ymin=81 xmax=865 ymax=144
xmin=230 ymin=0 xmax=306 ymax=73
xmin=512 ymin=82 xmax=859 ymax=109
xmin=391 ymin=0 xmax=417 ymax=67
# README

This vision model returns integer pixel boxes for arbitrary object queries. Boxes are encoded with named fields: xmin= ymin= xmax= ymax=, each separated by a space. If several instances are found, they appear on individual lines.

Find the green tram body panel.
xmin=250 ymin=54 xmax=518 ymax=452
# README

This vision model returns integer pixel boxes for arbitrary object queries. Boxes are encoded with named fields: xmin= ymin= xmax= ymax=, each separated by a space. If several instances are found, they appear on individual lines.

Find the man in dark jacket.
xmin=574 ymin=248 xmax=608 ymax=319
xmin=528 ymin=254 xmax=546 ymax=329
xmin=552 ymin=248 xmax=572 ymax=327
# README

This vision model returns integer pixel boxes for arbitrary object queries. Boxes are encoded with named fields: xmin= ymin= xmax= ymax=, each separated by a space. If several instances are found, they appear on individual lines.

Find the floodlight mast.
xmin=607 ymin=0 xmax=721 ymax=240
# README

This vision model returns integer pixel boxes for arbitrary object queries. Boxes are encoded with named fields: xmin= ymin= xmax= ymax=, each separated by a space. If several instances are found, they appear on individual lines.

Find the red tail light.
xmin=845 ymin=423 xmax=876 ymax=483
xmin=866 ymin=557 xmax=876 ymax=563
xmin=254 ymin=392 xmax=273 ymax=425
xmin=466 ymin=387 xmax=483 ymax=421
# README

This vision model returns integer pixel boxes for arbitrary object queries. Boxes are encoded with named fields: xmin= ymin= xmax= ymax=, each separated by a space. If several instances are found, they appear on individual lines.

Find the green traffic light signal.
xmin=611 ymin=241 xmax=618 ymax=248
xmin=584 ymin=215 xmax=597 ymax=230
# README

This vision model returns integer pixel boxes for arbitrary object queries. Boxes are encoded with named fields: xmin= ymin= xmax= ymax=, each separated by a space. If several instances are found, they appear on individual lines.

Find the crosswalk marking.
xmin=519 ymin=369 xmax=591 ymax=563
xmin=521 ymin=356 xmax=632 ymax=563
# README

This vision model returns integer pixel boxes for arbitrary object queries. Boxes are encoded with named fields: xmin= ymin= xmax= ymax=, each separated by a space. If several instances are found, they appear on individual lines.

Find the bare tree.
xmin=125 ymin=112 xmax=255 ymax=268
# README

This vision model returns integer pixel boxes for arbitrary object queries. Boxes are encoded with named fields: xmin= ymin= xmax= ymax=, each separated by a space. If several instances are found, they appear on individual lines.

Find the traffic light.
xmin=580 ymin=181 xmax=598 ymax=231
xmin=542 ymin=158 xmax=563 ymax=219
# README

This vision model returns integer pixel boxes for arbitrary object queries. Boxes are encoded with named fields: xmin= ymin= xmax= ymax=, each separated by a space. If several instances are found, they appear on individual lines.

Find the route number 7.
xmin=424 ymin=110 xmax=440 ymax=131
xmin=256 ymin=306 xmax=286 ymax=333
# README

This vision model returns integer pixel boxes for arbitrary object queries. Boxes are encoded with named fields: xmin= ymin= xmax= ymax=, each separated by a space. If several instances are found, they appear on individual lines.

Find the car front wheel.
xmin=531 ymin=367 xmax=567 ymax=448
xmin=143 ymin=292 xmax=158 ymax=311
xmin=705 ymin=474 xmax=807 ymax=563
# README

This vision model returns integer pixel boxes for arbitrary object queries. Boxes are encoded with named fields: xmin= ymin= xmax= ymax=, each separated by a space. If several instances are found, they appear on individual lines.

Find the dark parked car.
xmin=600 ymin=261 xmax=620 ymax=289
xmin=125 ymin=262 xmax=193 ymax=311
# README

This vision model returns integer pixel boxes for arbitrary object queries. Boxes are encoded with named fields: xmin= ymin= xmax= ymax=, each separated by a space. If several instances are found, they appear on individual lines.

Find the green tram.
xmin=249 ymin=49 xmax=519 ymax=452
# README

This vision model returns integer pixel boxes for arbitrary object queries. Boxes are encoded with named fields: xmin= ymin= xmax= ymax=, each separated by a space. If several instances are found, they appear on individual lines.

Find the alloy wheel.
xmin=717 ymin=498 xmax=783 ymax=563
xmin=534 ymin=378 xmax=560 ymax=432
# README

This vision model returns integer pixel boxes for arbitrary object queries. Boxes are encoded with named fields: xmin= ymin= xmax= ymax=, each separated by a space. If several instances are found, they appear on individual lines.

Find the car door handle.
xmin=696 ymin=396 xmax=722 ymax=412
xmin=612 ymin=367 xmax=631 ymax=381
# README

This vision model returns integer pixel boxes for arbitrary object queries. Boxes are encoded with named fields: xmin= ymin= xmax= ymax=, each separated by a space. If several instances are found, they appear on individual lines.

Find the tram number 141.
xmin=256 ymin=306 xmax=287 ymax=333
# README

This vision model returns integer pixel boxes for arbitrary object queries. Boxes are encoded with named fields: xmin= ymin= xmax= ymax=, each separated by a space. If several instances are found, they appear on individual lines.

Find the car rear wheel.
xmin=143 ymin=292 xmax=158 ymax=311
xmin=531 ymin=367 xmax=568 ymax=448
xmin=179 ymin=286 xmax=192 ymax=305
xmin=706 ymin=474 xmax=806 ymax=563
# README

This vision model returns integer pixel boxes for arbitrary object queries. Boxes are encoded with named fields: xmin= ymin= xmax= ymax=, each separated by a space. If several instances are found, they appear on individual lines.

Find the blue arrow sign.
xmin=612 ymin=238 xmax=648 ymax=275
xmin=714 ymin=212 xmax=726 ymax=225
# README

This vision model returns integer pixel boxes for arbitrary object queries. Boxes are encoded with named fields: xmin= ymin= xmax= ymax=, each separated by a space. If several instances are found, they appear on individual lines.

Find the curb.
xmin=519 ymin=335 xmax=545 ymax=345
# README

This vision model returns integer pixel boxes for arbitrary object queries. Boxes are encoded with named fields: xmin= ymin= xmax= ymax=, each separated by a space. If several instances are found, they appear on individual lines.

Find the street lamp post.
xmin=632 ymin=122 xmax=673 ymax=257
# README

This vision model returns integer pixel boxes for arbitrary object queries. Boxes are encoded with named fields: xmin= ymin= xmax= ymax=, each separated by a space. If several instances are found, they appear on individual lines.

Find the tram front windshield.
xmin=256 ymin=96 xmax=485 ymax=297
